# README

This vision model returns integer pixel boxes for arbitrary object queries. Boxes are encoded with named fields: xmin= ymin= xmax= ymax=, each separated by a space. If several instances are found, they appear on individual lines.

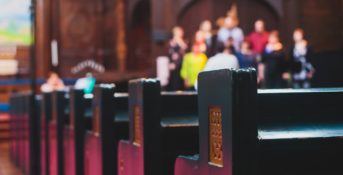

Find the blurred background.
xmin=0 ymin=0 xmax=341 ymax=101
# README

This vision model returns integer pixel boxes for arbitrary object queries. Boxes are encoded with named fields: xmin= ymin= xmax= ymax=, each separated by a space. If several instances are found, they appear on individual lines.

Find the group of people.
xmin=40 ymin=72 xmax=96 ymax=94
xmin=167 ymin=16 xmax=315 ymax=90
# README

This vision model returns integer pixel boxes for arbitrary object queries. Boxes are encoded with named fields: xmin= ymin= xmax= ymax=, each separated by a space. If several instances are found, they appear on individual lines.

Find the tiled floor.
xmin=0 ymin=142 xmax=23 ymax=175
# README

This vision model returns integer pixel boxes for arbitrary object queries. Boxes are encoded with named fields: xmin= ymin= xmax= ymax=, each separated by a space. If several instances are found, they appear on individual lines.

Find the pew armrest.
xmin=174 ymin=155 xmax=200 ymax=175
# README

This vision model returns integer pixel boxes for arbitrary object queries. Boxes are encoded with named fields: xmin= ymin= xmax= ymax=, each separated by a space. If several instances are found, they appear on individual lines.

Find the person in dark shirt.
xmin=261 ymin=31 xmax=288 ymax=89
xmin=199 ymin=20 xmax=218 ymax=57
xmin=290 ymin=28 xmax=315 ymax=88
xmin=167 ymin=26 xmax=188 ymax=90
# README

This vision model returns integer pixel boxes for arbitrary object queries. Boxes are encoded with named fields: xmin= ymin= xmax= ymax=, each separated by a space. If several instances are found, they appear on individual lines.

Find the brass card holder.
xmin=209 ymin=106 xmax=223 ymax=167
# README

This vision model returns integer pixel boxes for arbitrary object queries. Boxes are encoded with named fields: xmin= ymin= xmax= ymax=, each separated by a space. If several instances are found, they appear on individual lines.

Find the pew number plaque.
xmin=133 ymin=105 xmax=141 ymax=146
xmin=209 ymin=106 xmax=223 ymax=167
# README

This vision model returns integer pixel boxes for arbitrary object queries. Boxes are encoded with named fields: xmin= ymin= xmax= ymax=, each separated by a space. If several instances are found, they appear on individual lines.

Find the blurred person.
xmin=202 ymin=43 xmax=239 ymax=72
xmin=199 ymin=20 xmax=213 ymax=46
xmin=199 ymin=20 xmax=218 ymax=57
xmin=75 ymin=72 xmax=96 ymax=94
xmin=290 ymin=28 xmax=315 ymax=88
xmin=217 ymin=16 xmax=244 ymax=51
xmin=247 ymin=19 xmax=269 ymax=54
xmin=225 ymin=37 xmax=237 ymax=55
xmin=261 ymin=31 xmax=288 ymax=89
xmin=193 ymin=30 xmax=207 ymax=53
xmin=180 ymin=44 xmax=208 ymax=90
xmin=237 ymin=41 xmax=257 ymax=69
xmin=168 ymin=26 xmax=188 ymax=90
xmin=40 ymin=72 xmax=65 ymax=92
xmin=216 ymin=17 xmax=226 ymax=29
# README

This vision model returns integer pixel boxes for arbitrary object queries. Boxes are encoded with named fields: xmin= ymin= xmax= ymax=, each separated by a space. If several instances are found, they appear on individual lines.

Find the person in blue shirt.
xmin=75 ymin=72 xmax=96 ymax=94
xmin=236 ymin=40 xmax=257 ymax=69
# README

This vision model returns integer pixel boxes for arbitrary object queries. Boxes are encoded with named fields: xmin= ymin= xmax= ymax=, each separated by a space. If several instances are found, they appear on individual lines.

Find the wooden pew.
xmin=84 ymin=85 xmax=129 ymax=175
xmin=64 ymin=89 xmax=92 ymax=175
xmin=49 ymin=91 xmax=69 ymax=175
xmin=174 ymin=69 xmax=343 ymax=175
xmin=9 ymin=94 xmax=23 ymax=167
xmin=9 ymin=94 xmax=19 ymax=166
xmin=118 ymin=79 xmax=198 ymax=175
xmin=13 ymin=94 xmax=24 ymax=170
xmin=41 ymin=93 xmax=52 ymax=175
xmin=257 ymin=89 xmax=343 ymax=175
xmin=9 ymin=93 xmax=41 ymax=175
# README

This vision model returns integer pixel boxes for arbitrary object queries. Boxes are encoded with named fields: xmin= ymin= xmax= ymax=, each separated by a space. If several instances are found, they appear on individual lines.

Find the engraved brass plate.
xmin=133 ymin=105 xmax=141 ymax=146
xmin=209 ymin=106 xmax=223 ymax=167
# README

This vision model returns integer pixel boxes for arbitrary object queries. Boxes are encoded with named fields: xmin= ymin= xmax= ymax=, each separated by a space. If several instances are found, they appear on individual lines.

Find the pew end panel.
xmin=118 ymin=79 xmax=159 ymax=175
xmin=41 ymin=93 xmax=52 ymax=175
xmin=84 ymin=85 xmax=129 ymax=175
xmin=174 ymin=69 xmax=257 ymax=175
xmin=118 ymin=79 xmax=199 ymax=175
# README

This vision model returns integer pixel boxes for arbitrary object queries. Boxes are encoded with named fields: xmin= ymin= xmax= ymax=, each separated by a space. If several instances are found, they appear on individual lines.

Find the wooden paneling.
xmin=35 ymin=0 xmax=52 ymax=78
xmin=299 ymin=0 xmax=343 ymax=51
xmin=58 ymin=0 xmax=104 ymax=77
xmin=126 ymin=0 xmax=152 ymax=70
xmin=237 ymin=0 xmax=279 ymax=34
xmin=47 ymin=0 xmax=127 ymax=77
xmin=178 ymin=0 xmax=214 ymax=40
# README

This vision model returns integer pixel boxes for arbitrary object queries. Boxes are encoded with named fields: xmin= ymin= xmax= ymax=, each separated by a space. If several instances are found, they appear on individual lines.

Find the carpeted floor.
xmin=0 ymin=142 xmax=23 ymax=175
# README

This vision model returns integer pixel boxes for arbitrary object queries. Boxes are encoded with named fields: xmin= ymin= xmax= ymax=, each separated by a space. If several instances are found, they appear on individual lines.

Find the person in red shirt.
xmin=247 ymin=19 xmax=269 ymax=55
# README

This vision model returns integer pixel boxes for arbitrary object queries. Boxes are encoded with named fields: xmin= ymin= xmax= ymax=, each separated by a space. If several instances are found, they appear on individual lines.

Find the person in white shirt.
xmin=203 ymin=44 xmax=239 ymax=72
xmin=40 ymin=72 xmax=65 ymax=92
xmin=195 ymin=44 xmax=239 ymax=90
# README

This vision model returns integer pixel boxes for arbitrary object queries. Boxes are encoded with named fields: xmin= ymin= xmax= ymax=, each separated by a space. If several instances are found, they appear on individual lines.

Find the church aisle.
xmin=0 ymin=143 xmax=23 ymax=175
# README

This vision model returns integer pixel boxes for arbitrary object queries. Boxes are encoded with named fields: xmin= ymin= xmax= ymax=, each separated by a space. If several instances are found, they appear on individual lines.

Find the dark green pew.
xmin=64 ymin=89 xmax=93 ymax=175
xmin=84 ymin=85 xmax=129 ymax=175
xmin=48 ymin=91 xmax=69 ymax=175
xmin=118 ymin=79 xmax=198 ymax=175
xmin=41 ymin=93 xmax=52 ymax=175
xmin=9 ymin=93 xmax=41 ymax=175
xmin=175 ymin=69 xmax=343 ymax=175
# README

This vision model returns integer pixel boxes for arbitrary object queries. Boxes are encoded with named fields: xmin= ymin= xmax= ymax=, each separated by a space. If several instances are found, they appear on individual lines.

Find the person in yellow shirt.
xmin=180 ymin=44 xmax=208 ymax=89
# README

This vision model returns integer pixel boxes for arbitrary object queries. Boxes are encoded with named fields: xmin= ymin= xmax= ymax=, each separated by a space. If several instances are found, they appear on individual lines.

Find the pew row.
xmin=84 ymin=85 xmax=129 ymax=175
xmin=118 ymin=79 xmax=199 ymax=175
xmin=10 ymin=93 xmax=41 ymax=175
xmin=175 ymin=69 xmax=343 ymax=175
xmin=41 ymin=93 xmax=52 ymax=175
xmin=64 ymin=89 xmax=93 ymax=175
xmin=49 ymin=91 xmax=69 ymax=175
